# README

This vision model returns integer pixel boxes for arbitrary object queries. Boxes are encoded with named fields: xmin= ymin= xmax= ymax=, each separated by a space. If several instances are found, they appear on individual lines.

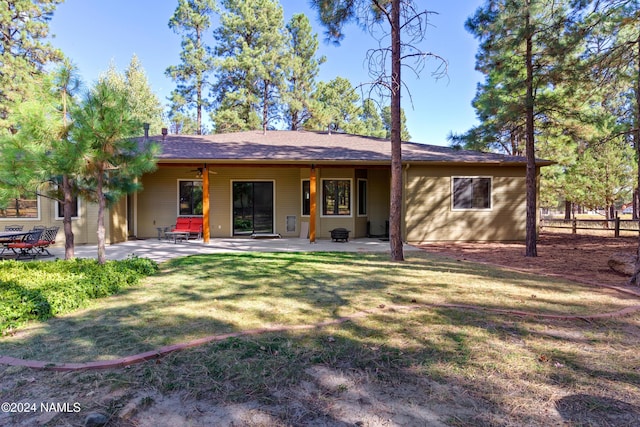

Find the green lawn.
xmin=1 ymin=251 xmax=639 ymax=426
xmin=1 ymin=251 xmax=634 ymax=362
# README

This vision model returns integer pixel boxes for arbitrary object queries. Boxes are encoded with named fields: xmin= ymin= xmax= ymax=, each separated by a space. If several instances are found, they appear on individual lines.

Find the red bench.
xmin=171 ymin=217 xmax=203 ymax=240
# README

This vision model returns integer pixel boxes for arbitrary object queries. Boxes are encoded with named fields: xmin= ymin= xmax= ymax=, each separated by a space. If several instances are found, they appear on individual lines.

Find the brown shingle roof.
xmin=141 ymin=130 xmax=550 ymax=166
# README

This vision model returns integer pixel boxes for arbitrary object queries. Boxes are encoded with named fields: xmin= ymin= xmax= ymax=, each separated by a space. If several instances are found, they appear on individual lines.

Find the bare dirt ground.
xmin=418 ymin=230 xmax=638 ymax=289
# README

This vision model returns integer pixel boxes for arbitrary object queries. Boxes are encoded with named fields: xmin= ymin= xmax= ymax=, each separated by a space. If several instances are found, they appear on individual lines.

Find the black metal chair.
xmin=7 ymin=229 xmax=44 ymax=260
xmin=35 ymin=226 xmax=59 ymax=257
xmin=3 ymin=225 xmax=23 ymax=232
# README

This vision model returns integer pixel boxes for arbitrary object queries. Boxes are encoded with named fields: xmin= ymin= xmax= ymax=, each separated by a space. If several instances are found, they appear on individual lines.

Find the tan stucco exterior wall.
xmin=138 ymin=166 xmax=316 ymax=239
xmin=367 ymin=168 xmax=391 ymax=237
xmin=0 ymin=195 xmax=101 ymax=246
xmin=404 ymin=165 xmax=527 ymax=242
xmin=2 ymin=163 xmax=533 ymax=245
xmin=108 ymin=197 xmax=128 ymax=243
xmin=136 ymin=165 xmax=381 ymax=240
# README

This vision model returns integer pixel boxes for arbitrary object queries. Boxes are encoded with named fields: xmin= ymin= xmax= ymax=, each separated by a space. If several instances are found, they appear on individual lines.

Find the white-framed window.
xmin=322 ymin=179 xmax=352 ymax=216
xmin=55 ymin=197 xmax=80 ymax=220
xmin=452 ymin=177 xmax=492 ymax=210
xmin=357 ymin=179 xmax=368 ymax=217
xmin=178 ymin=180 xmax=203 ymax=216
xmin=0 ymin=194 xmax=41 ymax=220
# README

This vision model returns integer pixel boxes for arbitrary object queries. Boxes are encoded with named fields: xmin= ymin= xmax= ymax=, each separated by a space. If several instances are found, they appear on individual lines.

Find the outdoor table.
xmin=0 ymin=230 xmax=29 ymax=242
xmin=0 ymin=230 xmax=29 ymax=258
xmin=156 ymin=226 xmax=170 ymax=240
xmin=164 ymin=231 xmax=190 ymax=243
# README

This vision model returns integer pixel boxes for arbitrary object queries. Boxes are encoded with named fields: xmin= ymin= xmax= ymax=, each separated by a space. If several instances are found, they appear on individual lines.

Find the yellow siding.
xmin=108 ymin=197 xmax=128 ymax=243
xmin=138 ymin=166 xmax=306 ymax=239
xmin=405 ymin=165 xmax=527 ymax=242
xmin=368 ymin=169 xmax=390 ymax=237
xmin=0 ymin=192 xmax=94 ymax=245
xmin=137 ymin=166 xmax=386 ymax=240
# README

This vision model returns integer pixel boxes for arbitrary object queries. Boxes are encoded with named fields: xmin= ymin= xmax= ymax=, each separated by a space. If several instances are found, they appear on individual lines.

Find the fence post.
xmin=572 ymin=218 xmax=577 ymax=234
xmin=615 ymin=214 xmax=620 ymax=237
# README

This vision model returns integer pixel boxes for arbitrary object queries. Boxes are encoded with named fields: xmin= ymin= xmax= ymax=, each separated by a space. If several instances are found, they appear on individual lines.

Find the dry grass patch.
xmin=0 ymin=251 xmax=636 ymax=364
xmin=1 ymin=250 xmax=639 ymax=426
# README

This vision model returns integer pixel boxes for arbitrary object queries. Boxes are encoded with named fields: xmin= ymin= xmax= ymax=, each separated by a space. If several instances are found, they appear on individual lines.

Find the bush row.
xmin=0 ymin=256 xmax=159 ymax=335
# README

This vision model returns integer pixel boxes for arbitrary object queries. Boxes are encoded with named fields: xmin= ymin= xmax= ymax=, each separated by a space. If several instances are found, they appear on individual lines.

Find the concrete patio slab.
xmin=46 ymin=238 xmax=419 ymax=263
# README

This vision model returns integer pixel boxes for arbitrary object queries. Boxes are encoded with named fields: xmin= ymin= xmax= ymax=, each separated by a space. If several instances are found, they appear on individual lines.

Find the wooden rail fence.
xmin=540 ymin=218 xmax=639 ymax=237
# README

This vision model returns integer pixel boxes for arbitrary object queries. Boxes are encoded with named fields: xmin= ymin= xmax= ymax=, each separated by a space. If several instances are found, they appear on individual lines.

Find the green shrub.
xmin=0 ymin=256 xmax=159 ymax=334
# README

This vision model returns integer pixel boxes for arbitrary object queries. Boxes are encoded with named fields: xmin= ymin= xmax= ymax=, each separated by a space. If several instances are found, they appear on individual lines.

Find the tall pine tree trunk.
xmin=196 ymin=26 xmax=203 ymax=135
xmin=96 ymin=167 xmax=107 ymax=265
xmin=525 ymin=0 xmax=538 ymax=257
xmin=631 ymin=33 xmax=640 ymax=286
xmin=389 ymin=0 xmax=404 ymax=261
xmin=263 ymin=82 xmax=269 ymax=134
xmin=62 ymin=174 xmax=75 ymax=260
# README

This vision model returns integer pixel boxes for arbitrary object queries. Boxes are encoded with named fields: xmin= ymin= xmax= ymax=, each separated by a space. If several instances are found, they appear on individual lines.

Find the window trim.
xmin=0 ymin=194 xmax=41 ymax=221
xmin=177 ymin=179 xmax=204 ymax=217
xmin=451 ymin=176 xmax=493 ymax=211
xmin=55 ymin=197 xmax=80 ymax=220
xmin=357 ymin=178 xmax=368 ymax=217
xmin=321 ymin=178 xmax=353 ymax=217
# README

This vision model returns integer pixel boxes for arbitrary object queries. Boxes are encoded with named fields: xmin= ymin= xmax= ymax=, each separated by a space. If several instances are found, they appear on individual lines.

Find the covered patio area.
xmin=46 ymin=237 xmax=420 ymax=263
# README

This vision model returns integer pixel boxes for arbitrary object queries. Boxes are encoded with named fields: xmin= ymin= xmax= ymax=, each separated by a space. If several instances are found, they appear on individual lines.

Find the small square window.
xmin=322 ymin=179 xmax=351 ymax=216
xmin=452 ymin=177 xmax=491 ymax=210
xmin=56 ymin=197 xmax=80 ymax=219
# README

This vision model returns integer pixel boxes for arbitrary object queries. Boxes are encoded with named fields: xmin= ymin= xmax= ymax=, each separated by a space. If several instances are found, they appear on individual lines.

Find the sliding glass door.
xmin=233 ymin=181 xmax=274 ymax=235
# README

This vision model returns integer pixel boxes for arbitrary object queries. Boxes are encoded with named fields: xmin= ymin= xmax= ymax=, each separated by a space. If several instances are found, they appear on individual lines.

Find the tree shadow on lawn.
xmin=556 ymin=394 xmax=640 ymax=426
xmin=428 ymin=307 xmax=640 ymax=426
xmin=2 ymin=250 xmax=638 ymax=364
xmin=2 ymin=299 xmax=640 ymax=426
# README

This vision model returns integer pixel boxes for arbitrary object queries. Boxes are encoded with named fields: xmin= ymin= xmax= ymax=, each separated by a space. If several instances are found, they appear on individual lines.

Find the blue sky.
xmin=48 ymin=0 xmax=484 ymax=146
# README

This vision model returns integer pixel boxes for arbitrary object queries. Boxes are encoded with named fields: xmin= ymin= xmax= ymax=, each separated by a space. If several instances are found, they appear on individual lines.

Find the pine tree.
xmin=165 ymin=0 xmax=216 ymax=135
xmin=582 ymin=0 xmax=640 ymax=283
xmin=311 ymin=0 xmax=444 ymax=261
xmin=284 ymin=13 xmax=326 ymax=131
xmin=72 ymin=81 xmax=159 ymax=264
xmin=360 ymin=99 xmax=386 ymax=138
xmin=307 ymin=77 xmax=362 ymax=133
xmin=211 ymin=0 xmax=288 ymax=133
xmin=0 ymin=0 xmax=64 ymax=132
xmin=0 ymin=59 xmax=83 ymax=260
xmin=381 ymin=106 xmax=411 ymax=141
xmin=101 ymin=56 xmax=165 ymax=134
xmin=464 ymin=0 xmax=585 ymax=257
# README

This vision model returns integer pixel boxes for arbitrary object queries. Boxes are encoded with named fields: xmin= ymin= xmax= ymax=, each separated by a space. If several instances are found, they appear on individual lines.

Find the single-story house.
xmin=0 ymin=130 xmax=551 ymax=244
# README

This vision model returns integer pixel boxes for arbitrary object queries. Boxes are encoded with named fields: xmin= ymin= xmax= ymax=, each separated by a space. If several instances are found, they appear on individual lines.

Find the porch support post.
xmin=202 ymin=163 xmax=210 ymax=243
xmin=310 ymin=165 xmax=317 ymax=243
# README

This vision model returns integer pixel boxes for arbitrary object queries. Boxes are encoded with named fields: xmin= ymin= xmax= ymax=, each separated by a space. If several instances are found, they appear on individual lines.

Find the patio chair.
xmin=34 ymin=226 xmax=59 ymax=257
xmin=170 ymin=217 xmax=203 ymax=240
xmin=7 ymin=229 xmax=44 ymax=260
xmin=3 ymin=225 xmax=23 ymax=232
xmin=189 ymin=217 xmax=203 ymax=239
